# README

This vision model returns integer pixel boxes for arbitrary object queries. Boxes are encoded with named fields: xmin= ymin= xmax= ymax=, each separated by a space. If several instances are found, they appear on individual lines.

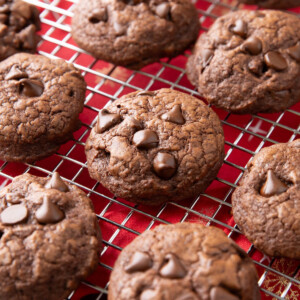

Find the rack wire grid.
xmin=1 ymin=0 xmax=299 ymax=299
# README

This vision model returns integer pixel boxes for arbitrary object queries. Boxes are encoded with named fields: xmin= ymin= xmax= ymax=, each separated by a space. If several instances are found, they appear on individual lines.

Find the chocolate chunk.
xmin=132 ymin=129 xmax=159 ymax=149
xmin=241 ymin=37 xmax=262 ymax=55
xmin=19 ymin=79 xmax=44 ymax=97
xmin=260 ymin=170 xmax=288 ymax=197
xmin=229 ymin=19 xmax=247 ymax=38
xmin=89 ymin=8 xmax=107 ymax=23
xmin=161 ymin=104 xmax=185 ymax=125
xmin=201 ymin=49 xmax=214 ymax=69
xmin=159 ymin=253 xmax=186 ymax=279
xmin=264 ymin=51 xmax=287 ymax=71
xmin=136 ymin=90 xmax=155 ymax=96
xmin=140 ymin=290 xmax=158 ymax=300
xmin=210 ymin=287 xmax=239 ymax=300
xmin=155 ymin=3 xmax=170 ymax=18
xmin=153 ymin=152 xmax=176 ymax=179
xmin=113 ymin=21 xmax=126 ymax=36
xmin=0 ymin=204 xmax=28 ymax=225
xmin=96 ymin=109 xmax=121 ymax=133
xmin=35 ymin=196 xmax=64 ymax=224
xmin=45 ymin=172 xmax=69 ymax=192
xmin=287 ymin=42 xmax=300 ymax=62
xmin=125 ymin=251 xmax=153 ymax=273
xmin=5 ymin=65 xmax=28 ymax=80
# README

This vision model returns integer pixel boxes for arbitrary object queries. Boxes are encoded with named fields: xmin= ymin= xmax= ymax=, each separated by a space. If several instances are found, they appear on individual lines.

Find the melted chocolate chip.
xmin=260 ymin=170 xmax=288 ymax=197
xmin=159 ymin=253 xmax=186 ymax=279
xmin=161 ymin=104 xmax=185 ymax=125
xmin=88 ymin=8 xmax=107 ymax=23
xmin=136 ymin=90 xmax=155 ymax=96
xmin=45 ymin=172 xmax=69 ymax=192
xmin=0 ymin=204 xmax=28 ymax=225
xmin=5 ymin=65 xmax=28 ymax=80
xmin=35 ymin=197 xmax=64 ymax=224
xmin=287 ymin=42 xmax=300 ymax=62
xmin=155 ymin=3 xmax=170 ymax=18
xmin=201 ymin=49 xmax=214 ymax=69
xmin=96 ymin=109 xmax=121 ymax=133
xmin=153 ymin=153 xmax=177 ymax=179
xmin=132 ymin=129 xmax=159 ymax=149
xmin=229 ymin=19 xmax=247 ymax=38
xmin=264 ymin=52 xmax=287 ymax=71
xmin=125 ymin=251 xmax=153 ymax=273
xmin=19 ymin=79 xmax=44 ymax=97
xmin=210 ymin=287 xmax=239 ymax=300
xmin=241 ymin=37 xmax=262 ymax=55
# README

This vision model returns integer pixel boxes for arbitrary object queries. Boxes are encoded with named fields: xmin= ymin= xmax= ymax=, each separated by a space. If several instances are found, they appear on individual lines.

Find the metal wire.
xmin=3 ymin=0 xmax=299 ymax=299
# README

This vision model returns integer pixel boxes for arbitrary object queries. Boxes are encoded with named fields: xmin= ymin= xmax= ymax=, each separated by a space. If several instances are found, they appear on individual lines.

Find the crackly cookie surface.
xmin=0 ymin=0 xmax=40 ymax=61
xmin=71 ymin=0 xmax=199 ymax=69
xmin=187 ymin=10 xmax=300 ymax=114
xmin=239 ymin=0 xmax=300 ymax=8
xmin=0 ymin=173 xmax=102 ymax=300
xmin=232 ymin=140 xmax=300 ymax=258
xmin=85 ymin=89 xmax=224 ymax=205
xmin=0 ymin=53 xmax=86 ymax=162
xmin=109 ymin=223 xmax=260 ymax=300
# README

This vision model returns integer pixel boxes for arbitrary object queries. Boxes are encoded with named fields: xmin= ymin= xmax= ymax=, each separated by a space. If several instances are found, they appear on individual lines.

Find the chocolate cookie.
xmin=0 ymin=0 xmax=40 ymax=61
xmin=0 ymin=172 xmax=102 ymax=300
xmin=0 ymin=53 xmax=86 ymax=162
xmin=85 ymin=89 xmax=224 ymax=205
xmin=109 ymin=223 xmax=260 ymax=300
xmin=239 ymin=0 xmax=300 ymax=8
xmin=71 ymin=0 xmax=199 ymax=69
xmin=187 ymin=10 xmax=300 ymax=114
xmin=232 ymin=140 xmax=300 ymax=259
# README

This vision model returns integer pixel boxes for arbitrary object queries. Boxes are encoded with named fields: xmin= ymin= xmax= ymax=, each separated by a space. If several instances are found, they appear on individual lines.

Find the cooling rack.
xmin=1 ymin=0 xmax=299 ymax=299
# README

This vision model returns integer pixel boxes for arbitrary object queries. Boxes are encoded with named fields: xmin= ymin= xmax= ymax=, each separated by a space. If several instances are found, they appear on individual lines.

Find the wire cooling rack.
xmin=1 ymin=0 xmax=299 ymax=299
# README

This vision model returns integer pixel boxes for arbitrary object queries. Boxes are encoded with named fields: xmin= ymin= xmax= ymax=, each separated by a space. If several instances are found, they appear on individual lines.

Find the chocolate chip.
xmin=210 ymin=287 xmax=239 ymax=300
xmin=19 ymin=79 xmax=44 ymax=97
xmin=153 ymin=153 xmax=177 ymax=179
xmin=88 ymin=8 xmax=107 ymax=23
xmin=113 ymin=21 xmax=126 ymax=36
xmin=136 ymin=90 xmax=155 ymax=96
xmin=125 ymin=251 xmax=153 ymax=273
xmin=96 ymin=109 xmax=121 ymax=133
xmin=132 ymin=129 xmax=159 ymax=149
xmin=0 ymin=204 xmax=28 ymax=225
xmin=201 ymin=49 xmax=214 ymax=69
xmin=241 ymin=37 xmax=262 ymax=55
xmin=140 ymin=290 xmax=158 ymax=300
xmin=161 ymin=104 xmax=185 ymax=125
xmin=155 ymin=3 xmax=170 ymax=18
xmin=229 ymin=19 xmax=247 ymax=38
xmin=260 ymin=170 xmax=288 ymax=197
xmin=159 ymin=253 xmax=186 ymax=279
xmin=35 ymin=197 xmax=64 ymax=224
xmin=5 ymin=65 xmax=28 ymax=80
xmin=287 ymin=42 xmax=300 ymax=62
xmin=45 ymin=172 xmax=69 ymax=192
xmin=264 ymin=51 xmax=287 ymax=71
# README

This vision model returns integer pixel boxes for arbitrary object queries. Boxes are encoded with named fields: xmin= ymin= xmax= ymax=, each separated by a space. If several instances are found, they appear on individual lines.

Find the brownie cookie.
xmin=239 ymin=0 xmax=300 ymax=9
xmin=85 ymin=89 xmax=224 ymax=205
xmin=0 ymin=0 xmax=40 ymax=61
xmin=187 ymin=10 xmax=300 ymax=114
xmin=0 ymin=53 xmax=86 ymax=162
xmin=0 ymin=172 xmax=102 ymax=300
xmin=71 ymin=0 xmax=199 ymax=69
xmin=232 ymin=140 xmax=300 ymax=259
xmin=109 ymin=223 xmax=260 ymax=300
